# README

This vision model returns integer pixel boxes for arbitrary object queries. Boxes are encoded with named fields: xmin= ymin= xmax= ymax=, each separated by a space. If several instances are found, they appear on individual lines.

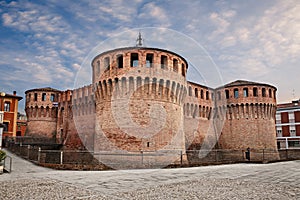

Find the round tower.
xmin=217 ymin=80 xmax=278 ymax=160
xmin=92 ymin=47 xmax=188 ymax=154
xmin=25 ymin=87 xmax=61 ymax=140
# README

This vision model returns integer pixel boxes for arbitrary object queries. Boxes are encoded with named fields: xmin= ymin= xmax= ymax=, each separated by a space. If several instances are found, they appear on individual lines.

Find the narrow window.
xmin=211 ymin=92 xmax=214 ymax=100
xmin=262 ymin=88 xmax=266 ymax=97
xmin=4 ymin=102 xmax=10 ymax=112
xmin=182 ymin=63 xmax=186 ymax=76
xmin=34 ymin=93 xmax=38 ymax=101
xmin=206 ymin=91 xmax=209 ymax=100
xmin=243 ymin=88 xmax=248 ymax=97
xmin=117 ymin=54 xmax=123 ymax=68
xmin=234 ymin=88 xmax=239 ymax=98
xmin=195 ymin=88 xmax=198 ymax=97
xmin=146 ymin=53 xmax=153 ymax=67
xmin=161 ymin=55 xmax=167 ymax=69
xmin=253 ymin=87 xmax=258 ymax=97
xmin=218 ymin=91 xmax=221 ymax=100
xmin=147 ymin=142 xmax=150 ymax=147
xmin=173 ymin=59 xmax=178 ymax=72
xmin=131 ymin=53 xmax=139 ymax=67
xmin=201 ymin=90 xmax=204 ymax=99
xmin=97 ymin=60 xmax=100 ymax=74
xmin=188 ymin=86 xmax=192 ymax=96
xmin=3 ymin=122 xmax=9 ymax=131
xmin=42 ymin=93 xmax=46 ymax=101
xmin=225 ymin=90 xmax=229 ymax=99
xmin=152 ymin=78 xmax=157 ymax=94
xmin=104 ymin=57 xmax=110 ymax=70
xmin=50 ymin=94 xmax=55 ymax=102
xmin=269 ymin=89 xmax=272 ymax=98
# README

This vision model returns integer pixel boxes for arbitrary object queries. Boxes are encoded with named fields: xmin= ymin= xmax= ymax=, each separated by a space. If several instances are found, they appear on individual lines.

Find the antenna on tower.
xmin=136 ymin=31 xmax=143 ymax=47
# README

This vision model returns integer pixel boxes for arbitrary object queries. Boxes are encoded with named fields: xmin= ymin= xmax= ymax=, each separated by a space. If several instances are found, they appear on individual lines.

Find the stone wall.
xmin=25 ymin=88 xmax=60 ymax=139
xmin=24 ymin=47 xmax=280 ymax=166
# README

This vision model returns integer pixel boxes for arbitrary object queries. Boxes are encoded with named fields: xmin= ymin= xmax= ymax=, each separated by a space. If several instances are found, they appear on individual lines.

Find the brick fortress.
xmin=24 ymin=41 xmax=279 ymax=166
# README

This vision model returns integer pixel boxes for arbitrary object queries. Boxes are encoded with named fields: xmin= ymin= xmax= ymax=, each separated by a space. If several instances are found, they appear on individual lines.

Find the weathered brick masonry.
xmin=25 ymin=46 xmax=279 ymax=164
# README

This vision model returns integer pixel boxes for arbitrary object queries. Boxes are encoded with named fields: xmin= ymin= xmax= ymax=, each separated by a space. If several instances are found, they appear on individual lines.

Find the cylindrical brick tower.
xmin=92 ymin=47 xmax=188 ymax=164
xmin=217 ymin=80 xmax=278 ymax=160
xmin=25 ymin=87 xmax=60 ymax=140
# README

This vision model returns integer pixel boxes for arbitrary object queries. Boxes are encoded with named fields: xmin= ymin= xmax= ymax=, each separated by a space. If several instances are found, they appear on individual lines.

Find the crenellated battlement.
xmin=92 ymin=47 xmax=188 ymax=84
xmin=24 ymin=44 xmax=279 ymax=162
xmin=94 ymin=76 xmax=187 ymax=105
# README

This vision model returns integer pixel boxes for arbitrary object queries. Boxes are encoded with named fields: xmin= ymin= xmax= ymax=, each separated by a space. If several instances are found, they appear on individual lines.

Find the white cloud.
xmin=2 ymin=8 xmax=67 ymax=33
xmin=209 ymin=12 xmax=231 ymax=38
xmin=207 ymin=0 xmax=300 ymax=90
xmin=72 ymin=63 xmax=81 ymax=71
xmin=138 ymin=2 xmax=171 ymax=27
xmin=0 ymin=0 xmax=299 ymax=105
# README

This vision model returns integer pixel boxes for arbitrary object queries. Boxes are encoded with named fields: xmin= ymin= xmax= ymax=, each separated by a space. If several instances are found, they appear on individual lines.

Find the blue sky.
xmin=0 ymin=0 xmax=299 ymax=113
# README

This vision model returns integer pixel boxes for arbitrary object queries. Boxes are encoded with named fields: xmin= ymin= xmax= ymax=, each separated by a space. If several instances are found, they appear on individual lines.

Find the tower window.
xmin=189 ymin=86 xmax=192 ymax=96
xmin=173 ymin=59 xmax=178 ymax=72
xmin=182 ymin=63 xmax=186 ymax=76
xmin=243 ymin=88 xmax=248 ymax=97
xmin=269 ymin=89 xmax=272 ymax=98
xmin=42 ymin=93 xmax=46 ymax=101
xmin=201 ymin=90 xmax=204 ymax=99
xmin=262 ymin=88 xmax=266 ymax=97
xmin=218 ymin=91 xmax=221 ymax=100
xmin=225 ymin=90 xmax=229 ymax=99
xmin=234 ymin=88 xmax=239 ymax=98
xmin=50 ymin=94 xmax=55 ymax=102
xmin=97 ymin=60 xmax=100 ymax=74
xmin=34 ymin=93 xmax=38 ymax=101
xmin=117 ymin=54 xmax=123 ymax=68
xmin=104 ymin=57 xmax=110 ymax=70
xmin=195 ymin=88 xmax=198 ymax=97
xmin=206 ymin=91 xmax=209 ymax=100
xmin=161 ymin=55 xmax=167 ymax=69
xmin=131 ymin=53 xmax=139 ymax=67
xmin=146 ymin=53 xmax=153 ymax=67
xmin=253 ymin=87 xmax=258 ymax=97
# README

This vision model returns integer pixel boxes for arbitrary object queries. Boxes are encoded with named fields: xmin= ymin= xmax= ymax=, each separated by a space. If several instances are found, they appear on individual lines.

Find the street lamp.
xmin=0 ymin=92 xmax=5 ymax=149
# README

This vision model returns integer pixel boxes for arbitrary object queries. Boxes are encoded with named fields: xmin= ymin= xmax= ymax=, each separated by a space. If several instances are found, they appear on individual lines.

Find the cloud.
xmin=205 ymin=0 xmax=300 ymax=89
xmin=0 ymin=0 xmax=299 ymax=106
xmin=2 ymin=8 xmax=68 ymax=33
xmin=209 ymin=12 xmax=231 ymax=38
xmin=138 ymin=2 xmax=171 ymax=27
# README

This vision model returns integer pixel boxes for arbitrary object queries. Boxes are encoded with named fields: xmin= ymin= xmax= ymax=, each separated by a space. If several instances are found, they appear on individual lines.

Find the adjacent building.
xmin=276 ymin=99 xmax=300 ymax=149
xmin=0 ymin=91 xmax=23 ymax=147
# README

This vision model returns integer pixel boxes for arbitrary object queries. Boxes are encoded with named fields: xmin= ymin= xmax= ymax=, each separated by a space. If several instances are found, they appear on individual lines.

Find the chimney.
xmin=13 ymin=91 xmax=16 ymax=96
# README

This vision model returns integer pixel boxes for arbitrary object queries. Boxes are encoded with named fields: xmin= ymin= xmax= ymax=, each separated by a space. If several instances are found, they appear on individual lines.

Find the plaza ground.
xmin=1 ymin=149 xmax=299 ymax=199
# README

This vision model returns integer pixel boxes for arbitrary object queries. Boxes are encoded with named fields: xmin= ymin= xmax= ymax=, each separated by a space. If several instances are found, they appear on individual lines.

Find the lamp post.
xmin=0 ymin=92 xmax=5 ymax=149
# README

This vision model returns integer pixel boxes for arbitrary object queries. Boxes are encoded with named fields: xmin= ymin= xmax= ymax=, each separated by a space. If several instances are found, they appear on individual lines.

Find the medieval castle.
xmin=24 ymin=40 xmax=279 ymax=167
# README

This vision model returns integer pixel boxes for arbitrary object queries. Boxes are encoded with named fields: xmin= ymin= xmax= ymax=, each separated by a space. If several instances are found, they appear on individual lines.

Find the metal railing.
xmin=4 ymin=138 xmax=300 ymax=170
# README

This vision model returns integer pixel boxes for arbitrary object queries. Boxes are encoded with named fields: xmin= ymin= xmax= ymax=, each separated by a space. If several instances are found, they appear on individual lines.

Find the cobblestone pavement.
xmin=1 ymin=149 xmax=299 ymax=199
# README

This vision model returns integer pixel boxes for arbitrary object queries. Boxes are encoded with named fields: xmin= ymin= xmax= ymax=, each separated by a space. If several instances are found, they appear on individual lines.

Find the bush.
xmin=0 ymin=150 xmax=6 ymax=161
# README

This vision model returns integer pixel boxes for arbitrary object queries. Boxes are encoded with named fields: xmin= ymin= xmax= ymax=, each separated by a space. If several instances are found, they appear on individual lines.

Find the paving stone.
xmin=1 ymin=150 xmax=299 ymax=199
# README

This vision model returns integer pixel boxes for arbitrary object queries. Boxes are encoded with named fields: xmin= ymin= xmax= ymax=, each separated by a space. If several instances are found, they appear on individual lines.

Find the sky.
xmin=0 ymin=0 xmax=299 ymax=114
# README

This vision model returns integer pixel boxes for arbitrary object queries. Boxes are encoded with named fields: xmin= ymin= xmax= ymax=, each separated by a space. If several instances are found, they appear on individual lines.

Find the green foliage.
xmin=0 ymin=150 xmax=6 ymax=161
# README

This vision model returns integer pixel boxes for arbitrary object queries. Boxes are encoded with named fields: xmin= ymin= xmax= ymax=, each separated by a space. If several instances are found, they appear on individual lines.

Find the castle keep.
xmin=24 ymin=45 xmax=279 ymax=166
